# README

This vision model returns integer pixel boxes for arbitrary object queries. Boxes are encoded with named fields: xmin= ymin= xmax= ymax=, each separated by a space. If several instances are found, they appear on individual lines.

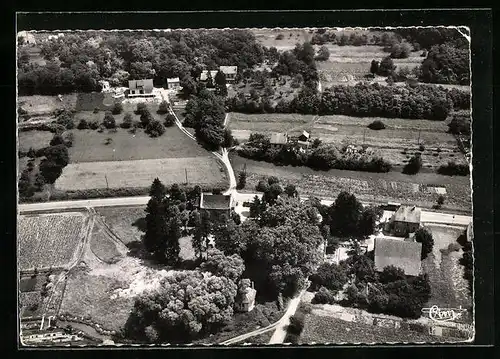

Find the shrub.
xmin=88 ymin=120 xmax=99 ymax=130
xmin=136 ymin=103 xmax=148 ymax=115
xmin=288 ymin=312 xmax=305 ymax=335
xmin=157 ymin=101 xmax=169 ymax=114
xmin=121 ymin=113 xmax=133 ymax=129
xmin=93 ymin=107 xmax=100 ymax=114
xmin=419 ymin=144 xmax=425 ymax=151
xmin=437 ymin=161 xmax=469 ymax=176
xmin=256 ymin=180 xmax=269 ymax=192
xmin=437 ymin=195 xmax=445 ymax=206
xmin=403 ymin=154 xmax=423 ymax=174
xmin=102 ymin=111 xmax=116 ymax=129
xmin=77 ymin=119 xmax=89 ymax=130
xmin=415 ymin=228 xmax=434 ymax=260
xmin=164 ymin=113 xmax=176 ymax=127
xmin=312 ymin=286 xmax=336 ymax=304
xmin=50 ymin=134 xmax=65 ymax=147
xmin=112 ymin=102 xmax=123 ymax=115
xmin=140 ymin=109 xmax=154 ymax=127
xmin=275 ymin=34 xmax=284 ymax=40
xmin=267 ymin=176 xmax=280 ymax=186
xmin=368 ymin=120 xmax=386 ymax=130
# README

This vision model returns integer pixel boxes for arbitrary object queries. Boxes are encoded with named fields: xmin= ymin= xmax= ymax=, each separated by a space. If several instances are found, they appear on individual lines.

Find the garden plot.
xmin=18 ymin=212 xmax=88 ymax=271
xmin=56 ymin=157 xmax=227 ymax=191
xmin=422 ymin=224 xmax=471 ymax=310
xmin=18 ymin=131 xmax=53 ymax=152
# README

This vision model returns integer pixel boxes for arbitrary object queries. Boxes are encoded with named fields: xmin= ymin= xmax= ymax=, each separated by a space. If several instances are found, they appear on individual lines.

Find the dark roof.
xmin=270 ymin=133 xmax=288 ymax=145
xmin=374 ymin=237 xmax=422 ymax=276
xmin=128 ymin=79 xmax=154 ymax=92
xmin=300 ymin=130 xmax=310 ymax=139
xmin=393 ymin=205 xmax=421 ymax=224
xmin=200 ymin=70 xmax=218 ymax=81
xmin=200 ymin=194 xmax=232 ymax=210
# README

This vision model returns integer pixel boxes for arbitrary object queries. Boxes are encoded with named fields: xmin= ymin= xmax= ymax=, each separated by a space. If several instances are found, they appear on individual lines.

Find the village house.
xmin=199 ymin=70 xmax=218 ymax=83
xmin=199 ymin=193 xmax=234 ymax=221
xmin=391 ymin=205 xmax=421 ymax=237
xmin=166 ymin=77 xmax=181 ymax=90
xmin=235 ymin=279 xmax=257 ymax=312
xmin=374 ymin=237 xmax=422 ymax=277
xmin=219 ymin=66 xmax=238 ymax=83
xmin=269 ymin=132 xmax=288 ymax=147
xmin=297 ymin=130 xmax=311 ymax=149
xmin=127 ymin=79 xmax=154 ymax=97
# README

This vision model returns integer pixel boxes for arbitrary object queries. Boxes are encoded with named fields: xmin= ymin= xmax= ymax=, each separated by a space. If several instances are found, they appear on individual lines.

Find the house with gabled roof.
xmin=199 ymin=70 xmax=218 ymax=83
xmin=374 ymin=237 xmax=422 ymax=277
xmin=219 ymin=66 xmax=238 ymax=83
xmin=128 ymin=79 xmax=154 ymax=97
xmin=166 ymin=77 xmax=180 ymax=90
xmin=270 ymin=132 xmax=288 ymax=147
xmin=199 ymin=193 xmax=234 ymax=221
xmin=391 ymin=205 xmax=421 ymax=237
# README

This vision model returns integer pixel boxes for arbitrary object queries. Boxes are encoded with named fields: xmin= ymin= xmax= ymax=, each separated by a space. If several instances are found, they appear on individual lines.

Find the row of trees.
xmin=227 ymin=82 xmax=469 ymax=120
xmin=19 ymin=30 xmax=265 ymax=95
xmin=238 ymin=134 xmax=392 ymax=174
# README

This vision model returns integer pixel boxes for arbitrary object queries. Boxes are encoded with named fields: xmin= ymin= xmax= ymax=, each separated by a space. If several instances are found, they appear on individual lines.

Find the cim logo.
xmin=421 ymin=305 xmax=468 ymax=322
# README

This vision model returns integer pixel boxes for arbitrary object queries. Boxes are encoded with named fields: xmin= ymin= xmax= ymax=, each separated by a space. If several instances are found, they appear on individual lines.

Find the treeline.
xmin=227 ymin=83 xmax=469 ymax=121
xmin=238 ymin=134 xmax=392 ymax=173
xmin=18 ymin=30 xmax=265 ymax=95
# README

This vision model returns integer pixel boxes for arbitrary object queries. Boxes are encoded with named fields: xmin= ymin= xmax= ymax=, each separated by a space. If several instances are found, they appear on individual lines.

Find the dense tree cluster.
xmin=271 ymin=42 xmax=318 ymax=88
xmin=447 ymin=114 xmax=471 ymax=136
xmin=414 ymin=228 xmax=434 ymax=260
xmin=419 ymin=44 xmax=470 ymax=85
xmin=18 ymin=30 xmax=265 ymax=95
xmin=437 ymin=161 xmax=470 ymax=176
xmin=238 ymin=136 xmax=391 ymax=174
xmin=183 ymin=89 xmax=226 ymax=150
xmin=393 ymin=28 xmax=469 ymax=51
xmin=457 ymin=230 xmax=473 ymax=296
xmin=310 ymin=262 xmax=349 ymax=293
xmin=124 ymin=271 xmax=237 ymax=343
xmin=200 ymin=248 xmax=245 ymax=283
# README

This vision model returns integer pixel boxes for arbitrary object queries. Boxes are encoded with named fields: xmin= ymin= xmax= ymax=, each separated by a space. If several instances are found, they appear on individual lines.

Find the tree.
xmin=403 ymin=153 xmax=423 ymax=175
xmin=256 ymin=180 xmax=269 ymax=193
xmin=164 ymin=113 xmax=176 ymax=127
xmin=237 ymin=171 xmax=247 ymax=190
xmin=310 ymin=263 xmax=348 ymax=292
xmin=121 ymin=113 xmax=133 ymax=129
xmin=437 ymin=195 xmax=445 ymax=207
xmin=448 ymin=116 xmax=471 ymax=135
xmin=143 ymin=196 xmax=166 ymax=256
xmin=200 ymin=248 xmax=245 ymax=283
xmin=77 ymin=119 xmax=89 ymax=130
xmin=378 ymin=56 xmax=396 ymax=76
xmin=415 ymin=228 xmax=434 ymax=260
xmin=145 ymin=119 xmax=166 ymax=137
xmin=262 ymin=183 xmax=283 ymax=205
xmin=112 ymin=102 xmax=123 ymax=115
xmin=267 ymin=176 xmax=280 ymax=186
xmin=358 ymin=206 xmax=382 ymax=237
xmin=157 ymin=101 xmax=169 ymax=114
xmin=50 ymin=134 xmax=65 ymax=146
xmin=329 ymin=191 xmax=363 ymax=238
xmin=368 ymin=120 xmax=385 ymax=130
xmin=378 ymin=265 xmax=406 ymax=284
xmin=249 ymin=195 xmax=264 ymax=218
xmin=191 ymin=210 xmax=204 ymax=259
xmin=370 ymin=60 xmax=379 ymax=75
xmin=149 ymin=177 xmax=166 ymax=201
xmin=125 ymin=271 xmax=237 ymax=343
xmin=140 ymin=109 xmax=154 ymax=127
xmin=312 ymin=286 xmax=336 ymax=304
xmin=102 ymin=111 xmax=116 ymax=129
xmin=315 ymin=46 xmax=330 ymax=61
xmin=136 ymin=103 xmax=148 ymax=115
xmin=214 ymin=70 xmax=228 ymax=97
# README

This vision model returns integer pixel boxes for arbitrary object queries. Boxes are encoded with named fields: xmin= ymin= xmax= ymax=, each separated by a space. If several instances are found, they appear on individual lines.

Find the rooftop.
xmin=200 ymin=193 xmax=232 ymax=210
xmin=374 ymin=237 xmax=422 ymax=277
xmin=200 ymin=70 xmax=218 ymax=81
xmin=128 ymin=79 xmax=154 ymax=91
xmin=219 ymin=66 xmax=238 ymax=75
xmin=270 ymin=132 xmax=288 ymax=145
xmin=301 ymin=130 xmax=310 ymax=138
xmin=167 ymin=77 xmax=180 ymax=83
xmin=393 ymin=205 xmax=421 ymax=224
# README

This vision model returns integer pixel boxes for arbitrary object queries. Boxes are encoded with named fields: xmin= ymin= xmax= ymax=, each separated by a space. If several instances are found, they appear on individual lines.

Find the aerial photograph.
xmin=17 ymin=25 xmax=473 ymax=346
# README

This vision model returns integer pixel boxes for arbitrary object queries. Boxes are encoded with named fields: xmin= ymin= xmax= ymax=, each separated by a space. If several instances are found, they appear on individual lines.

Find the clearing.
xmin=55 ymin=156 xmax=228 ymax=191
xmin=95 ymin=206 xmax=146 ymax=245
xmin=69 ymin=126 xmax=208 ymax=163
xmin=422 ymin=224 xmax=472 ymax=313
xmin=18 ymin=212 xmax=89 ymax=271
xmin=230 ymin=153 xmax=471 ymax=212
xmin=18 ymin=131 xmax=53 ymax=152
xmin=18 ymin=94 xmax=77 ymax=116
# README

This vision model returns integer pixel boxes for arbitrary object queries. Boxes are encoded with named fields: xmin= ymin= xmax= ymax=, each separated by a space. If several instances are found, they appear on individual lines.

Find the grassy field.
xmin=69 ymin=126 xmax=208 ymax=163
xmin=18 ymin=94 xmax=77 ymax=115
xmin=96 ymin=206 xmax=145 ymax=245
xmin=18 ymin=213 xmax=88 ymax=271
xmin=18 ymin=131 xmax=53 ymax=152
xmin=89 ymin=223 xmax=123 ymax=264
xmin=56 ymin=156 xmax=228 ymax=191
xmin=422 ymin=225 xmax=472 ymax=312
xmin=299 ymin=314 xmax=461 ymax=343
xmin=252 ymin=28 xmax=311 ymax=51
xmin=230 ymin=153 xmax=472 ymax=212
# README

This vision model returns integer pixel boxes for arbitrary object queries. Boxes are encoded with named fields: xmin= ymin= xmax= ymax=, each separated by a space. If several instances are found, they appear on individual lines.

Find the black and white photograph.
xmin=15 ymin=11 xmax=487 ymax=348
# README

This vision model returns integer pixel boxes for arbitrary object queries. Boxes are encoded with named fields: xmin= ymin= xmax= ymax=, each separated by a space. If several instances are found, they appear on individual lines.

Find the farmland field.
xmin=252 ymin=28 xmax=311 ymax=51
xmin=55 ymin=156 xmax=228 ymax=191
xmin=299 ymin=314 xmax=461 ymax=343
xmin=18 ymin=131 xmax=53 ymax=152
xmin=422 ymin=225 xmax=472 ymax=313
xmin=230 ymin=153 xmax=472 ymax=212
xmin=69 ymin=126 xmax=208 ymax=163
xmin=18 ymin=213 xmax=88 ymax=271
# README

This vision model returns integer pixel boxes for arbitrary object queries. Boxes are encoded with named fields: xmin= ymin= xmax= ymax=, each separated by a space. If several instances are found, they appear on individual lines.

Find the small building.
xmin=219 ymin=66 xmax=238 ymax=83
xmin=235 ymin=279 xmax=257 ymax=312
xmin=199 ymin=70 xmax=218 ymax=82
xmin=199 ymin=193 xmax=234 ymax=221
xmin=270 ymin=132 xmax=288 ymax=146
xmin=391 ymin=205 xmax=421 ymax=237
xmin=166 ymin=77 xmax=181 ymax=90
xmin=374 ymin=237 xmax=422 ymax=277
xmin=128 ymin=79 xmax=154 ymax=97
xmin=298 ymin=130 xmax=310 ymax=142
xmin=18 ymin=31 xmax=36 ymax=45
